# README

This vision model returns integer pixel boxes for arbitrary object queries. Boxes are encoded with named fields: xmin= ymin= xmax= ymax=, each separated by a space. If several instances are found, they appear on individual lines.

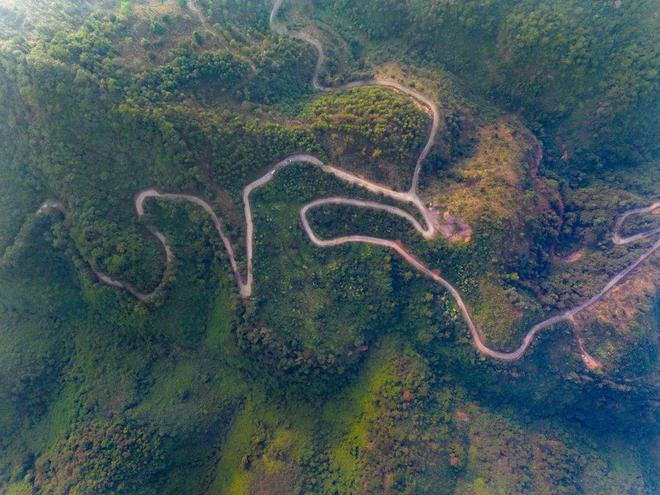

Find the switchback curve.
xmin=14 ymin=0 xmax=659 ymax=365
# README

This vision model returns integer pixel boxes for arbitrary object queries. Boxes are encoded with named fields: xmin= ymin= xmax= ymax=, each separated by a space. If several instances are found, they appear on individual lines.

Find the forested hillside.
xmin=0 ymin=1 xmax=658 ymax=494
xmin=318 ymin=0 xmax=659 ymax=170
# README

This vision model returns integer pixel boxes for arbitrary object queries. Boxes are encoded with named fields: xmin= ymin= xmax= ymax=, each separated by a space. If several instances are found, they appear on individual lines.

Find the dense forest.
xmin=0 ymin=1 xmax=658 ymax=494
xmin=318 ymin=0 xmax=659 ymax=170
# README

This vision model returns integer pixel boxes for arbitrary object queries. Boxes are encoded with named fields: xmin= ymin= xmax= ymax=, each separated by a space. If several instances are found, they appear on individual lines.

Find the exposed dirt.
xmin=23 ymin=0 xmax=659 ymax=367
xmin=563 ymin=249 xmax=584 ymax=264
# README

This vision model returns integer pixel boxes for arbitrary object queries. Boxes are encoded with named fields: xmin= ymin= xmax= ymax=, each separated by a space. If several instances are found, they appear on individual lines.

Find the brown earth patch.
xmin=563 ymin=249 xmax=584 ymax=264
xmin=574 ymin=254 xmax=659 ymax=331
xmin=455 ymin=410 xmax=469 ymax=423
xmin=437 ymin=210 xmax=473 ymax=243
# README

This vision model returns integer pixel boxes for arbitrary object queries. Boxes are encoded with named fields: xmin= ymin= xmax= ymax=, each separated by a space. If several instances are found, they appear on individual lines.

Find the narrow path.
xmin=267 ymin=0 xmax=660 ymax=362
xmin=612 ymin=202 xmax=660 ymax=245
xmin=301 ymin=202 xmax=660 ymax=361
xmin=269 ymin=0 xmax=439 ymax=194
xmin=19 ymin=0 xmax=660 ymax=365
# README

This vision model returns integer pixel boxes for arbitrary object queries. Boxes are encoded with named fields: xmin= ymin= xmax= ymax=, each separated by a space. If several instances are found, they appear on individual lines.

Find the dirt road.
xmin=20 ymin=0 xmax=659 ymax=364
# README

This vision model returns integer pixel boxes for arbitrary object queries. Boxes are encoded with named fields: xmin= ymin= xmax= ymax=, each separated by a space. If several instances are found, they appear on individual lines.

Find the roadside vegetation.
xmin=0 ymin=1 xmax=657 ymax=494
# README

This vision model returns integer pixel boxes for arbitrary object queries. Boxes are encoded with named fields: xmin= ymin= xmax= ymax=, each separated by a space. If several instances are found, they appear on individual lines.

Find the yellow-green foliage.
xmin=209 ymin=391 xmax=314 ymax=495
xmin=322 ymin=338 xmax=458 ymax=494
xmin=6 ymin=482 xmax=33 ymax=495
xmin=301 ymin=86 xmax=428 ymax=189
xmin=210 ymin=398 xmax=263 ymax=495
xmin=205 ymin=277 xmax=239 ymax=361
xmin=0 ymin=1 xmax=657 ymax=493
xmin=455 ymin=403 xmax=649 ymax=495
xmin=473 ymin=276 xmax=523 ymax=349
xmin=441 ymin=119 xmax=542 ymax=233
xmin=33 ymin=419 xmax=166 ymax=494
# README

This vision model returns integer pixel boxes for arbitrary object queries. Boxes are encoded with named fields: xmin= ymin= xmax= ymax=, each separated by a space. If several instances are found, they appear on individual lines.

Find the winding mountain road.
xmin=21 ymin=0 xmax=660 ymax=365
xmin=612 ymin=202 xmax=660 ymax=246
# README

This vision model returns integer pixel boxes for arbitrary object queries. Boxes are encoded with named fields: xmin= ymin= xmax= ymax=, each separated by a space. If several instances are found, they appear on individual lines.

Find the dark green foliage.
xmin=318 ymin=0 xmax=659 ymax=169
xmin=330 ymin=0 xmax=410 ymax=41
xmin=241 ymin=37 xmax=315 ymax=104
xmin=0 ymin=301 xmax=69 ymax=426
xmin=0 ymin=0 xmax=658 ymax=493
xmin=300 ymin=87 xmax=428 ymax=187
xmin=322 ymin=344 xmax=461 ymax=494
xmin=39 ymin=16 xmax=123 ymax=78
xmin=139 ymin=50 xmax=250 ymax=100
xmin=34 ymin=419 xmax=166 ymax=494
xmin=198 ymin=0 xmax=271 ymax=34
